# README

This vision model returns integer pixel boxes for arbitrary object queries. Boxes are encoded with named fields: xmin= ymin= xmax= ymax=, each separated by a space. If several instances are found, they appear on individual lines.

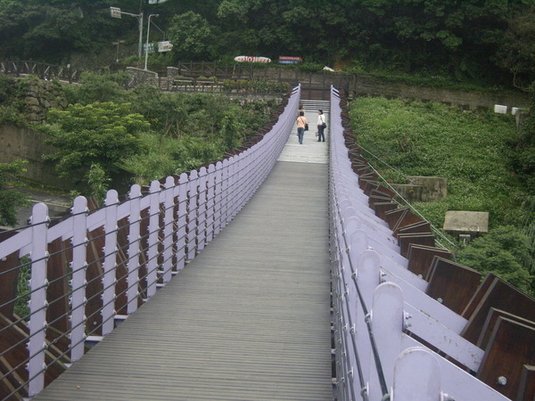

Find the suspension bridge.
xmin=0 ymin=86 xmax=534 ymax=401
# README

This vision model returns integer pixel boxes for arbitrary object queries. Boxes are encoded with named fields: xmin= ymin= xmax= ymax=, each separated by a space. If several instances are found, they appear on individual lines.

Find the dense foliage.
xmin=350 ymin=97 xmax=534 ymax=294
xmin=1 ymin=1 xmax=535 ymax=86
xmin=31 ymin=73 xmax=279 ymax=197
xmin=509 ymin=97 xmax=535 ymax=193
xmin=0 ymin=160 xmax=28 ymax=226
xmin=42 ymin=101 xmax=149 ymax=187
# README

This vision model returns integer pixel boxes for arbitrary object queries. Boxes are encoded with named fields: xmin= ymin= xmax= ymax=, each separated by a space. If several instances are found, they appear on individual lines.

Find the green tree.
xmin=220 ymin=109 xmax=245 ymax=150
xmin=496 ymin=7 xmax=535 ymax=89
xmin=64 ymin=72 xmax=129 ymax=105
xmin=87 ymin=162 xmax=111 ymax=206
xmin=168 ymin=11 xmax=215 ymax=61
xmin=0 ymin=160 xmax=28 ymax=227
xmin=0 ymin=0 xmax=120 ymax=62
xmin=511 ymin=105 xmax=535 ymax=192
xmin=43 ymin=101 xmax=149 ymax=189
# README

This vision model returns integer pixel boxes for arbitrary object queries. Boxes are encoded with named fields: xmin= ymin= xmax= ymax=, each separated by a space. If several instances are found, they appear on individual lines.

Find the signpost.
xmin=278 ymin=56 xmax=303 ymax=65
xmin=143 ymin=43 xmax=157 ymax=54
xmin=158 ymin=41 xmax=173 ymax=53
xmin=110 ymin=7 xmax=122 ymax=18
xmin=111 ymin=1 xmax=168 ymax=62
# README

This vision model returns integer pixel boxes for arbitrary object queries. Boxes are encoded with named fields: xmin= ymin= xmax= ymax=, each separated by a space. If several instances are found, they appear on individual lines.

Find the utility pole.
xmin=144 ymin=14 xmax=159 ymax=70
xmin=110 ymin=6 xmax=144 ymax=59
xmin=138 ymin=0 xmax=144 ymax=58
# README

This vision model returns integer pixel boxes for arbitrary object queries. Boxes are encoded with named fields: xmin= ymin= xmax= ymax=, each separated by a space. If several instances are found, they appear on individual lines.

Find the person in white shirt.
xmin=317 ymin=110 xmax=326 ymax=142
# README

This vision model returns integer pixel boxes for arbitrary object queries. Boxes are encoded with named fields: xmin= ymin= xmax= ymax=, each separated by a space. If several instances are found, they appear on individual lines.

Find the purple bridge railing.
xmin=329 ymin=87 xmax=513 ymax=401
xmin=0 ymin=86 xmax=299 ymax=400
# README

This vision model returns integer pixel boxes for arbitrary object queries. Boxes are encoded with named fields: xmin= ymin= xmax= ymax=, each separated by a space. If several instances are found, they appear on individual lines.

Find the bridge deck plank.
xmin=36 ymin=161 xmax=332 ymax=401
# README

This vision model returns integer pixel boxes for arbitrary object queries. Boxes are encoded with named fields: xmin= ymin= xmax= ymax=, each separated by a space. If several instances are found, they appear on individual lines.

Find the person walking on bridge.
xmin=317 ymin=109 xmax=326 ymax=142
xmin=296 ymin=111 xmax=308 ymax=144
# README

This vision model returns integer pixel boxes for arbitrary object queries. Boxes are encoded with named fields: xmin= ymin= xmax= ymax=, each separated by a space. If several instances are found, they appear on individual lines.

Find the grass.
xmin=350 ymin=96 xmax=534 ymax=294
xmin=349 ymin=97 xmax=526 ymax=230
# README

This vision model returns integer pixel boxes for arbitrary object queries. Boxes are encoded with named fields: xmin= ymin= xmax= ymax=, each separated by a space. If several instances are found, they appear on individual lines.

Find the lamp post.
xmin=144 ymin=14 xmax=159 ymax=71
xmin=112 ymin=40 xmax=125 ymax=63
xmin=110 ymin=7 xmax=143 ymax=58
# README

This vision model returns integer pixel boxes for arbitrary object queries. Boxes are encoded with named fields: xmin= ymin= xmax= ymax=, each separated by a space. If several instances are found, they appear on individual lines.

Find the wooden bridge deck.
xmin=36 ymin=105 xmax=332 ymax=401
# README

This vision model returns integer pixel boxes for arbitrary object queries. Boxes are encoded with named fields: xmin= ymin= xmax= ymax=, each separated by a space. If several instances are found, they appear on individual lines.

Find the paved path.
xmin=36 ymin=102 xmax=332 ymax=401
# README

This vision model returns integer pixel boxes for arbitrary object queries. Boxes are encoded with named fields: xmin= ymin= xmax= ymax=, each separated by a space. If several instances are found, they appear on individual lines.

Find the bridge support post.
xmin=127 ymin=185 xmax=142 ymax=315
xmin=146 ymin=181 xmax=160 ymax=299
xmin=28 ymin=204 xmax=49 ymax=397
xmin=71 ymin=196 xmax=88 ymax=361
xmin=102 ymin=190 xmax=119 ymax=336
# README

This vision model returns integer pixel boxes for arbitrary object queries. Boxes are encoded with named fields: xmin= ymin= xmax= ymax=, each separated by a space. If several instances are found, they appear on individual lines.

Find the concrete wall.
xmin=0 ymin=124 xmax=67 ymax=188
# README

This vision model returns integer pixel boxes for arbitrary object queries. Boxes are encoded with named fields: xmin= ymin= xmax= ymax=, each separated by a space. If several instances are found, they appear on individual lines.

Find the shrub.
xmin=457 ymin=226 xmax=534 ymax=294
xmin=0 ymin=160 xmax=29 ymax=226
xmin=42 ymin=102 xmax=149 ymax=189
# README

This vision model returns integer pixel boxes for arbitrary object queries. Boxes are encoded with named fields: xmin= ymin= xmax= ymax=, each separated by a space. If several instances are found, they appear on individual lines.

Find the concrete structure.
xmin=443 ymin=210 xmax=489 ymax=235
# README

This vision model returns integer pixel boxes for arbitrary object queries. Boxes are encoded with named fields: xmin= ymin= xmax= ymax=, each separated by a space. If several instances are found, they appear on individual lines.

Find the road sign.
xmin=158 ymin=41 xmax=173 ymax=52
xmin=110 ymin=7 xmax=122 ymax=18
xmin=143 ymin=42 xmax=157 ymax=54
xmin=278 ymin=56 xmax=302 ymax=64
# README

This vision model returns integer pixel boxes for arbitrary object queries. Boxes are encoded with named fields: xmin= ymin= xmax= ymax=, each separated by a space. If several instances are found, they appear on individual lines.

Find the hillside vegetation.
xmin=1 ymin=1 xmax=534 ymax=88
xmin=350 ymin=97 xmax=534 ymax=294
xmin=0 ymin=73 xmax=283 ymax=212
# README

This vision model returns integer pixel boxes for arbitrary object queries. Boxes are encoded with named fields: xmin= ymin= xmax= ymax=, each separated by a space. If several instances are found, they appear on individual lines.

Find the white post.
xmin=187 ymin=170 xmax=199 ymax=261
xmin=214 ymin=161 xmax=223 ymax=236
xmin=102 ymin=190 xmax=119 ymax=336
xmin=197 ymin=167 xmax=207 ymax=252
xmin=27 ymin=203 xmax=49 ymax=397
xmin=70 ymin=196 xmax=88 ymax=361
xmin=146 ymin=180 xmax=160 ymax=299
xmin=138 ymin=12 xmax=144 ymax=59
xmin=176 ymin=173 xmax=188 ymax=271
xmin=127 ymin=185 xmax=142 ymax=314
xmin=206 ymin=164 xmax=216 ymax=243
xmin=162 ymin=176 xmax=174 ymax=283
xmin=392 ymin=348 xmax=441 ymax=401
xmin=144 ymin=14 xmax=158 ymax=70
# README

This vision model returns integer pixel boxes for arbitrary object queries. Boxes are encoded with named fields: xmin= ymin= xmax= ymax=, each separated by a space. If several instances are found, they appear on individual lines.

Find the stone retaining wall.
xmin=18 ymin=78 xmax=68 ymax=123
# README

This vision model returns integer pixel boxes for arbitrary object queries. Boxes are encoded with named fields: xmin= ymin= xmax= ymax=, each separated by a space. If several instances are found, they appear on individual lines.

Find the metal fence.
xmin=0 ymin=86 xmax=299 ymax=400
xmin=328 ymin=87 xmax=512 ymax=401
xmin=0 ymin=60 xmax=81 ymax=83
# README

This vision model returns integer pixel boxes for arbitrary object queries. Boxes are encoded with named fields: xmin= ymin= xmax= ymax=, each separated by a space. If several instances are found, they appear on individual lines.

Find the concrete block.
xmin=443 ymin=211 xmax=489 ymax=234
xmin=494 ymin=104 xmax=508 ymax=114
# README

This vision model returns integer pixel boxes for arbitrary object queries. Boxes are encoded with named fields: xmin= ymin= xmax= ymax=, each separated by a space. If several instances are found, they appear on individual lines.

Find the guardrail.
xmin=0 ymin=60 xmax=81 ymax=83
xmin=0 ymin=85 xmax=300 ymax=400
xmin=328 ymin=86 xmax=530 ymax=401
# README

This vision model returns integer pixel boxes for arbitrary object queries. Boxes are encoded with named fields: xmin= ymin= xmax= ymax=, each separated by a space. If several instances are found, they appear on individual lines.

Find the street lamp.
xmin=112 ymin=40 xmax=125 ymax=63
xmin=110 ymin=7 xmax=144 ymax=58
xmin=144 ymin=14 xmax=159 ymax=71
